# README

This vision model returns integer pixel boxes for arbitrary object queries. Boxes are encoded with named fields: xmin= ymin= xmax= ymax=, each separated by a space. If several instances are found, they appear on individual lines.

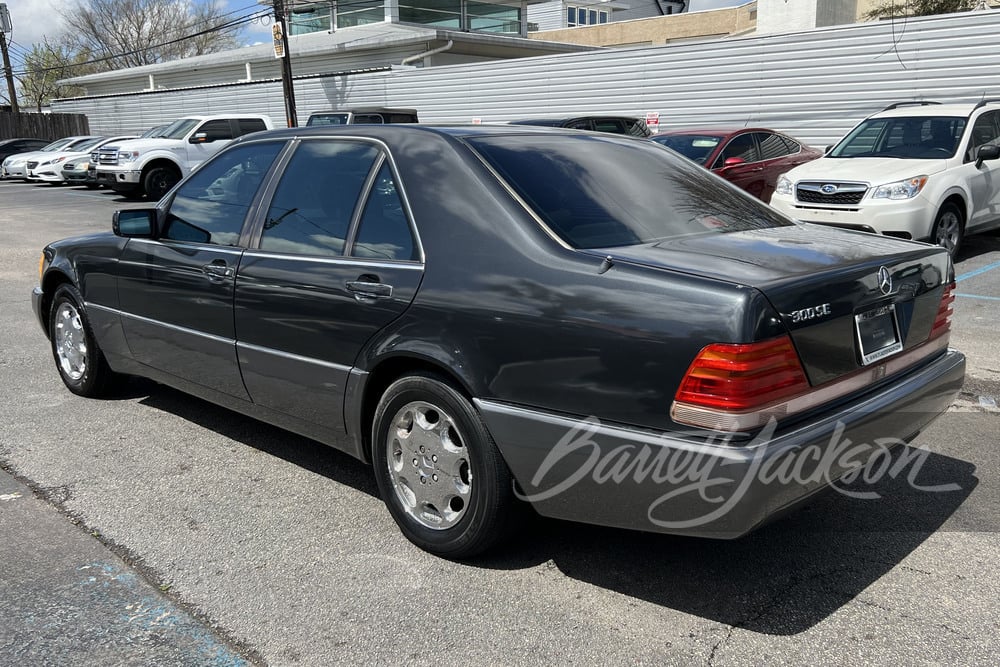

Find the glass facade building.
xmin=288 ymin=0 xmax=526 ymax=36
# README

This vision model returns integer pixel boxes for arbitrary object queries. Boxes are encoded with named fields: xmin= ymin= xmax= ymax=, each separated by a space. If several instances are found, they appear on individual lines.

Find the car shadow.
xmin=135 ymin=381 xmax=378 ymax=499
xmin=130 ymin=380 xmax=976 ymax=636
xmin=955 ymin=227 xmax=1000 ymax=262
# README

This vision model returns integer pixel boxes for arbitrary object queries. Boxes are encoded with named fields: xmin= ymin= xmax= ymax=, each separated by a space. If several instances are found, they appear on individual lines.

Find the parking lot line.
xmin=955 ymin=292 xmax=1000 ymax=301
xmin=956 ymin=259 xmax=1000 ymax=283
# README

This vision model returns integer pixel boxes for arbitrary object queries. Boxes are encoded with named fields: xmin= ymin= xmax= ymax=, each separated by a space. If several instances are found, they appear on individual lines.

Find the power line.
xmin=12 ymin=9 xmax=266 ymax=77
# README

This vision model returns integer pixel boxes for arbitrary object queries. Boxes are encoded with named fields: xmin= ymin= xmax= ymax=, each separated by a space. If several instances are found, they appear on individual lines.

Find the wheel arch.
xmin=39 ymin=268 xmax=77 ymax=338
xmin=140 ymin=157 xmax=182 ymax=181
xmin=356 ymin=354 xmax=478 ymax=464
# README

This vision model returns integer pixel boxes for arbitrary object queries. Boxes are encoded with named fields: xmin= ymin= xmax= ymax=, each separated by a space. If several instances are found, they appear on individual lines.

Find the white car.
xmin=26 ymin=136 xmax=114 ymax=183
xmin=50 ymin=135 xmax=139 ymax=186
xmin=1 ymin=136 xmax=99 ymax=180
xmin=771 ymin=100 xmax=1000 ymax=256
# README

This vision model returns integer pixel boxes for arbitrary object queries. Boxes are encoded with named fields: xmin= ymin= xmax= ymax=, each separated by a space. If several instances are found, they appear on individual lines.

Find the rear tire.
xmin=931 ymin=202 xmax=964 ymax=257
xmin=49 ymin=284 xmax=122 ymax=397
xmin=371 ymin=373 xmax=516 ymax=559
xmin=143 ymin=165 xmax=181 ymax=201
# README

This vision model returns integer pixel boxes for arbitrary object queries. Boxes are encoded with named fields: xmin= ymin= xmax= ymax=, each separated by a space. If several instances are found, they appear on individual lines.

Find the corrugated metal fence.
xmin=52 ymin=10 xmax=1000 ymax=148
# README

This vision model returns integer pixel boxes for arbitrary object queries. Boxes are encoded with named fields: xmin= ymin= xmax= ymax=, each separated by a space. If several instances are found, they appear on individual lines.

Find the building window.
xmin=567 ymin=6 xmax=609 ymax=27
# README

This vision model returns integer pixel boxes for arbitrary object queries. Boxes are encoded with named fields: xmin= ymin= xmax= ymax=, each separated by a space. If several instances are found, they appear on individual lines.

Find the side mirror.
xmin=189 ymin=132 xmax=209 ymax=144
xmin=113 ymin=209 xmax=157 ymax=238
xmin=722 ymin=157 xmax=745 ymax=167
xmin=975 ymin=144 xmax=1000 ymax=168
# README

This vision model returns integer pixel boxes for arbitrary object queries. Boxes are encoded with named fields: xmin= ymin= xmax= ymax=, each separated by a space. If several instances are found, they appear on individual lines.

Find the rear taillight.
xmin=929 ymin=283 xmax=954 ymax=341
xmin=674 ymin=335 xmax=810 ymax=412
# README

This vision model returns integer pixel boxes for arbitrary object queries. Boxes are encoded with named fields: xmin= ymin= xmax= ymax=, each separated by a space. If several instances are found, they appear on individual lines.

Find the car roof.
xmin=871 ymin=102 xmax=992 ymax=117
xmin=656 ymin=127 xmax=778 ymax=137
xmin=238 ymin=124 xmax=649 ymax=144
xmin=310 ymin=108 xmax=418 ymax=115
xmin=509 ymin=116 xmax=643 ymax=126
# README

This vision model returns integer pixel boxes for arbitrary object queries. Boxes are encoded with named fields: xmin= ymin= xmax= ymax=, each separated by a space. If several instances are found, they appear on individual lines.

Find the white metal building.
xmin=54 ymin=9 xmax=1000 ymax=149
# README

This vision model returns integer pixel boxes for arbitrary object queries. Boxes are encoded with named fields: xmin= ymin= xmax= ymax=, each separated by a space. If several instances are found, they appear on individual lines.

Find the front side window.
xmin=199 ymin=120 xmax=235 ymax=142
xmin=260 ymin=140 xmax=379 ymax=257
xmin=965 ymin=111 xmax=1000 ymax=162
xmin=713 ymin=133 xmax=760 ymax=167
xmin=469 ymin=134 xmax=791 ymax=249
xmin=162 ymin=141 xmax=285 ymax=245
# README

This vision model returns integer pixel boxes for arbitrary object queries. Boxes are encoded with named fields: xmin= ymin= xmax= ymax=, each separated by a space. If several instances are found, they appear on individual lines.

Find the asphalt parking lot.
xmin=1 ymin=179 xmax=998 ymax=666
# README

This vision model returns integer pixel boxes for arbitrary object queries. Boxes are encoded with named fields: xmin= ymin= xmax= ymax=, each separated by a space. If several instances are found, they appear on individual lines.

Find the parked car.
xmin=509 ymin=115 xmax=652 ymax=137
xmin=306 ymin=108 xmax=419 ymax=126
xmin=771 ymin=100 xmax=1000 ymax=256
xmin=60 ymin=136 xmax=139 ymax=187
xmin=1 ymin=136 xmax=101 ymax=180
xmin=94 ymin=114 xmax=274 ymax=200
xmin=0 ymin=138 xmax=49 ymax=164
xmin=27 ymin=136 xmax=110 ymax=183
xmin=652 ymin=128 xmax=822 ymax=202
xmin=33 ymin=125 xmax=964 ymax=558
xmin=83 ymin=127 xmax=168 ymax=188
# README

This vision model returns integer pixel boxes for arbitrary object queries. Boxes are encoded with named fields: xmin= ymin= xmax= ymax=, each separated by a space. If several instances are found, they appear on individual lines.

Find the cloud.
xmin=3 ymin=0 xmax=66 ymax=65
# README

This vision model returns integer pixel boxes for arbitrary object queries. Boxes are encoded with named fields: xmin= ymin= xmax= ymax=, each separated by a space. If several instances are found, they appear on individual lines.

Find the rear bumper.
xmin=478 ymin=348 xmax=965 ymax=537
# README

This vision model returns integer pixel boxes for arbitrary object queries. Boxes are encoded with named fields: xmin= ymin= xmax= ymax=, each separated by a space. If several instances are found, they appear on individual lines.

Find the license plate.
xmin=855 ymin=303 xmax=903 ymax=365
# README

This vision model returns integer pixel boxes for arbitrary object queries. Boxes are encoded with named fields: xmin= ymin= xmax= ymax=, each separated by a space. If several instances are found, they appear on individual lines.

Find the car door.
xmin=117 ymin=140 xmax=287 ymax=399
xmin=711 ymin=132 xmax=766 ymax=198
xmin=963 ymin=110 xmax=1000 ymax=230
xmin=185 ymin=119 xmax=237 ymax=171
xmin=234 ymin=138 xmax=423 ymax=438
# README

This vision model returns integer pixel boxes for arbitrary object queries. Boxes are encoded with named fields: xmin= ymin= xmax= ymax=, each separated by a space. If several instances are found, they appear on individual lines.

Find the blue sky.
xmin=2 ymin=0 xmax=273 ymax=71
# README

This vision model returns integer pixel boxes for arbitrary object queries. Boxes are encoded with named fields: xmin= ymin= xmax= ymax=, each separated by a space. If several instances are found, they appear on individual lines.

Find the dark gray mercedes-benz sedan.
xmin=33 ymin=125 xmax=965 ymax=558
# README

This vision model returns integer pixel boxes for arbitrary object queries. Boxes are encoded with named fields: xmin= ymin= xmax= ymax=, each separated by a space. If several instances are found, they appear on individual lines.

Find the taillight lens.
xmin=675 ymin=335 xmax=810 ymax=411
xmin=928 ymin=283 xmax=954 ymax=341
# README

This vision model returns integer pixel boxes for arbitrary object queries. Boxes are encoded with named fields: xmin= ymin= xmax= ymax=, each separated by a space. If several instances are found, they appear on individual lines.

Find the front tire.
xmin=931 ymin=202 xmax=964 ymax=257
xmin=371 ymin=373 xmax=516 ymax=558
xmin=143 ymin=165 xmax=181 ymax=201
xmin=49 ymin=284 xmax=121 ymax=397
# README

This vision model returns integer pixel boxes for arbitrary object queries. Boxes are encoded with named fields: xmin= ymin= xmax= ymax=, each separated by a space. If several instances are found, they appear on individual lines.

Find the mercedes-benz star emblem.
xmin=820 ymin=184 xmax=838 ymax=194
xmin=877 ymin=266 xmax=892 ymax=295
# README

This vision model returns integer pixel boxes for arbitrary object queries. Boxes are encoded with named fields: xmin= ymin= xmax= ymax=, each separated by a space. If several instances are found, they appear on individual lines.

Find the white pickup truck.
xmin=95 ymin=114 xmax=274 ymax=200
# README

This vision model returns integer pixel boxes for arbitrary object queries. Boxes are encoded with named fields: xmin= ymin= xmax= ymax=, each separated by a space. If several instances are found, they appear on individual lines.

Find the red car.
xmin=652 ymin=128 xmax=822 ymax=203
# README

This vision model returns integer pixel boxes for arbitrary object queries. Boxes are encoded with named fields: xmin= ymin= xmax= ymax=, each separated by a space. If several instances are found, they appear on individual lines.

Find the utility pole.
xmin=272 ymin=0 xmax=297 ymax=128
xmin=0 ymin=3 xmax=19 ymax=114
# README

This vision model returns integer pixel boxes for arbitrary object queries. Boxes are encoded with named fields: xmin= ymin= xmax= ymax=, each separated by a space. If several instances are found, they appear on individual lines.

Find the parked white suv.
xmin=95 ymin=114 xmax=274 ymax=200
xmin=771 ymin=100 xmax=1000 ymax=255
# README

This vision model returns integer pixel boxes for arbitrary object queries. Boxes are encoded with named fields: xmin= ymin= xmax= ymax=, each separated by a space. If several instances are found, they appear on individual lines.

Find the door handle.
xmin=202 ymin=261 xmax=234 ymax=280
xmin=347 ymin=275 xmax=393 ymax=299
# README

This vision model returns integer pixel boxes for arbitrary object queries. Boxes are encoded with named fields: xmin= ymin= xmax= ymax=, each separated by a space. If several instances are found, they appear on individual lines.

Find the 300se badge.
xmin=787 ymin=303 xmax=832 ymax=323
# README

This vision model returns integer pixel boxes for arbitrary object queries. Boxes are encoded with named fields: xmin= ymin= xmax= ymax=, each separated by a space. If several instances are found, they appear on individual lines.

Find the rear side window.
xmin=756 ymin=132 xmax=792 ymax=160
xmin=260 ymin=140 xmax=379 ymax=257
xmin=469 ymin=135 xmax=791 ymax=249
xmin=351 ymin=161 xmax=417 ymax=261
xmin=162 ymin=141 xmax=284 ymax=245
xmin=237 ymin=118 xmax=267 ymax=135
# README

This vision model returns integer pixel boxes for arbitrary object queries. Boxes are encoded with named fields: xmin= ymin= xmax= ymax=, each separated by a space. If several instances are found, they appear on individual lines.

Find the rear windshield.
xmin=307 ymin=113 xmax=350 ymax=126
xmin=467 ymin=135 xmax=792 ymax=249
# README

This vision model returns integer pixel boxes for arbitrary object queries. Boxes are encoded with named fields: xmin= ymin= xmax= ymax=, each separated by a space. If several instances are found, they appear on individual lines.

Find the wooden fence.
xmin=0 ymin=112 xmax=90 ymax=140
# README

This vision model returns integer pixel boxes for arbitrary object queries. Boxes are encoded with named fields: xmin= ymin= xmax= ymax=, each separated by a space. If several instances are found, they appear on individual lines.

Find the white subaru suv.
xmin=771 ymin=100 xmax=1000 ymax=256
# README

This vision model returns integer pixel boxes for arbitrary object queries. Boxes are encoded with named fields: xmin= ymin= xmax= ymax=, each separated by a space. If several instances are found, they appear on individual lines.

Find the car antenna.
xmin=597 ymin=255 xmax=614 ymax=274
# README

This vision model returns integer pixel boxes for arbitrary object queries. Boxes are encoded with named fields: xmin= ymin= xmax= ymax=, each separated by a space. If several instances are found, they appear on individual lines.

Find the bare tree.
xmin=61 ymin=0 xmax=244 ymax=70
xmin=17 ymin=39 xmax=93 ymax=111
xmin=863 ymin=0 xmax=980 ymax=20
